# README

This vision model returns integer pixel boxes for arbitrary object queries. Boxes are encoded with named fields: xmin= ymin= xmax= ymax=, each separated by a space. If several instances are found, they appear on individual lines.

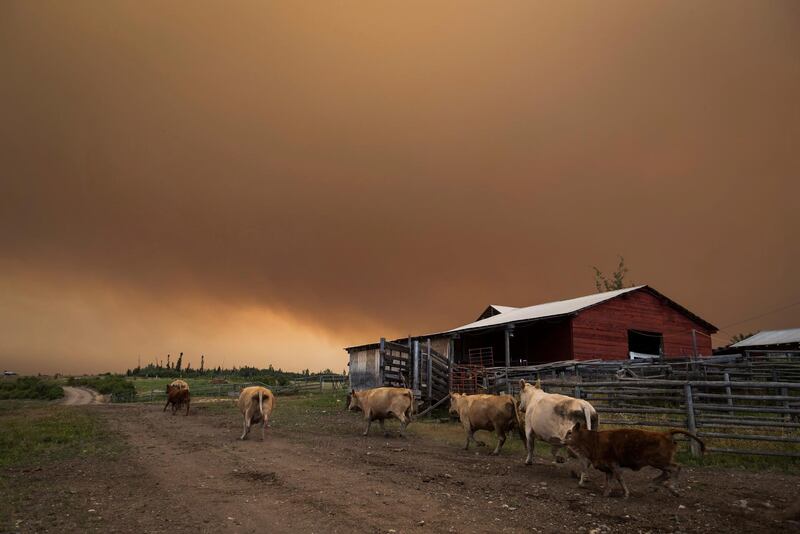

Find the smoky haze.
xmin=1 ymin=1 xmax=799 ymax=374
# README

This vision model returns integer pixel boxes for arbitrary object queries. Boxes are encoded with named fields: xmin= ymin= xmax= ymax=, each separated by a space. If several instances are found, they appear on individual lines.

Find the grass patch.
xmin=0 ymin=403 xmax=121 ymax=469
xmin=0 ymin=377 xmax=64 ymax=400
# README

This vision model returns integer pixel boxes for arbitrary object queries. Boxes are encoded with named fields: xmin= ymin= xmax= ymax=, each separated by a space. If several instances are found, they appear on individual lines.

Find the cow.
xmin=163 ymin=379 xmax=190 ymax=416
xmin=518 ymin=379 xmax=598 ymax=484
xmin=347 ymin=387 xmax=415 ymax=437
xmin=448 ymin=393 xmax=526 ymax=455
xmin=237 ymin=386 xmax=275 ymax=441
xmin=564 ymin=427 xmax=706 ymax=498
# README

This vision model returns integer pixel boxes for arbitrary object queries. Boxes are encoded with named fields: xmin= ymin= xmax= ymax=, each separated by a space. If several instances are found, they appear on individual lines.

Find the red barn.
xmin=345 ymin=286 xmax=718 ymax=395
xmin=445 ymin=286 xmax=717 ymax=366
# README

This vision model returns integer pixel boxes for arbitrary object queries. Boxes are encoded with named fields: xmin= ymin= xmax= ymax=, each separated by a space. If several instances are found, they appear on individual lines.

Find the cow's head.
xmin=346 ymin=389 xmax=362 ymax=412
xmin=448 ymin=393 xmax=462 ymax=417
xmin=518 ymin=379 xmax=542 ymax=412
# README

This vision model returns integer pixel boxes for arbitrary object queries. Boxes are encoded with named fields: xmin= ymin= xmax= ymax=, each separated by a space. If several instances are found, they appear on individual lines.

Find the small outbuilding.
xmin=726 ymin=328 xmax=800 ymax=353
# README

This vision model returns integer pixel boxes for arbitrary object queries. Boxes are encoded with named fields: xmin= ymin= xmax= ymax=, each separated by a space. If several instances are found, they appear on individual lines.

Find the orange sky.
xmin=1 ymin=1 xmax=799 ymax=374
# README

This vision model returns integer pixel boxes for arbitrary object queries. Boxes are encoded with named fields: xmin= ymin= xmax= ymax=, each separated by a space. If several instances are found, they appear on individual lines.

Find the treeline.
xmin=125 ymin=362 xmax=345 ymax=387
xmin=0 ymin=377 xmax=64 ymax=400
xmin=67 ymin=375 xmax=136 ymax=397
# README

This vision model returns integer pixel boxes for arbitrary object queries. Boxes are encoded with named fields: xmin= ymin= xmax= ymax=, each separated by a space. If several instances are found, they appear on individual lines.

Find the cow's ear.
xmin=534 ymin=379 xmax=542 ymax=389
xmin=519 ymin=379 xmax=526 ymax=389
xmin=350 ymin=389 xmax=355 ymax=395
xmin=573 ymin=422 xmax=581 ymax=431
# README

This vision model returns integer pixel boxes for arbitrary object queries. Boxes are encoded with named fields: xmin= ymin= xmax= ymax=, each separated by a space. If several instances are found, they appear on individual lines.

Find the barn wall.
xmin=348 ymin=348 xmax=381 ymax=390
xmin=571 ymin=289 xmax=713 ymax=360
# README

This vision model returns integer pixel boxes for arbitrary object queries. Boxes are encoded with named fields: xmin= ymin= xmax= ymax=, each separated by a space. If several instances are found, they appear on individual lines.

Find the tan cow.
xmin=163 ymin=379 xmax=190 ymax=416
xmin=449 ymin=393 xmax=526 ymax=455
xmin=518 ymin=379 xmax=598 ymax=484
xmin=347 ymin=387 xmax=415 ymax=436
xmin=237 ymin=386 xmax=275 ymax=441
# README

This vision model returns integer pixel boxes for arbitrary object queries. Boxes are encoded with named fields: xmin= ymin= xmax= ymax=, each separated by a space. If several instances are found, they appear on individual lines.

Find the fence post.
xmin=723 ymin=372 xmax=733 ymax=415
xmin=782 ymin=386 xmax=790 ymax=422
xmin=379 ymin=337 xmax=386 ymax=386
xmin=574 ymin=384 xmax=582 ymax=400
xmin=426 ymin=339 xmax=433 ymax=406
xmin=412 ymin=340 xmax=420 ymax=392
xmin=684 ymin=383 xmax=700 ymax=457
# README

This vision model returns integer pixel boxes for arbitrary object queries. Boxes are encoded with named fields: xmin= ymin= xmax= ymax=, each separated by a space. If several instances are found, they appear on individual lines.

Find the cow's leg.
xmin=240 ymin=417 xmax=251 ymax=440
xmin=525 ymin=429 xmax=535 ymax=465
xmin=613 ymin=465 xmax=630 ymax=498
xmin=185 ymin=397 xmax=190 ymax=416
xmin=172 ymin=402 xmax=177 ymax=416
xmin=550 ymin=444 xmax=566 ymax=463
xmin=577 ymin=456 xmax=591 ymax=487
xmin=492 ymin=430 xmax=506 ymax=455
xmin=379 ymin=419 xmax=389 ymax=437
xmin=661 ymin=466 xmax=680 ymax=496
xmin=603 ymin=471 xmax=613 ymax=497
xmin=363 ymin=417 xmax=372 ymax=436
xmin=397 ymin=413 xmax=409 ymax=437
xmin=163 ymin=399 xmax=170 ymax=412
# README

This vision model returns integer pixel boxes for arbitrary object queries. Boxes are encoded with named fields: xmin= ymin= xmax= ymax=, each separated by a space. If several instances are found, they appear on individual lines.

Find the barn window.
xmin=627 ymin=329 xmax=663 ymax=359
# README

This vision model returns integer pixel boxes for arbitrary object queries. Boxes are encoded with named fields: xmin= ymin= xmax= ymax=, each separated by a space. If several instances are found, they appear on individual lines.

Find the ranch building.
xmin=345 ymin=285 xmax=717 ymax=401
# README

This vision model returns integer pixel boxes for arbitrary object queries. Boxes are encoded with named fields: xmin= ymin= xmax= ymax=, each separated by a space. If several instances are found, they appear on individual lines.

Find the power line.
xmin=721 ymin=299 xmax=800 ymax=330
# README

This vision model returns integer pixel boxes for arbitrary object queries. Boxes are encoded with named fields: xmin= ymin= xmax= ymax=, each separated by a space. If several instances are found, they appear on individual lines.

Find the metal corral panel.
xmin=731 ymin=328 xmax=800 ymax=348
xmin=348 ymin=349 xmax=381 ymax=390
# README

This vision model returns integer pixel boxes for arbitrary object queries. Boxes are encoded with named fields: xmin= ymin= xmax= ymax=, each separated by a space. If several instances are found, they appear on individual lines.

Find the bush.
xmin=0 ymin=377 xmax=64 ymax=400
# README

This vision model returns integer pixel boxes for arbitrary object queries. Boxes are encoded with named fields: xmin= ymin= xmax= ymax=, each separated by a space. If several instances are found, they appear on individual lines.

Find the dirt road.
xmin=61 ymin=386 xmax=102 ymax=405
xmin=6 ymin=402 xmax=799 ymax=533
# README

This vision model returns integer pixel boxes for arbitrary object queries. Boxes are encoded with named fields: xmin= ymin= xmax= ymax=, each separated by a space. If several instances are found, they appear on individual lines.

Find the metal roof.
xmin=448 ymin=286 xmax=645 ymax=333
xmin=730 ymin=328 xmax=800 ymax=348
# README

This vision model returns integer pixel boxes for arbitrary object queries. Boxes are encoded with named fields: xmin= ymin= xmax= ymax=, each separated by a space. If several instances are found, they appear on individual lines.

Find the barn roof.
xmin=446 ymin=285 xmax=717 ymax=335
xmin=730 ymin=328 xmax=800 ymax=348
xmin=344 ymin=285 xmax=717 ymax=351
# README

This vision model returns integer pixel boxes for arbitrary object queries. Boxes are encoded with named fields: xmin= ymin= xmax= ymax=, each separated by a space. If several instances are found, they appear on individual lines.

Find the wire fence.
xmin=111 ymin=374 xmax=348 ymax=403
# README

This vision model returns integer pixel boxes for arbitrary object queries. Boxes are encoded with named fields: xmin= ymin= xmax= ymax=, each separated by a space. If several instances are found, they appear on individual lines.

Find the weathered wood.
xmin=684 ymin=384 xmax=700 ymax=457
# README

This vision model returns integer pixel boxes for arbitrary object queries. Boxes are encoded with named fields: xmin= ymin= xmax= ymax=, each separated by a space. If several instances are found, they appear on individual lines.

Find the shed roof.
xmin=730 ymin=328 xmax=800 ymax=348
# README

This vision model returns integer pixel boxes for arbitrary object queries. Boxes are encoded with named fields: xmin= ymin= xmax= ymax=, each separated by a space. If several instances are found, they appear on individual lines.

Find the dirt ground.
xmin=4 ymin=400 xmax=799 ymax=534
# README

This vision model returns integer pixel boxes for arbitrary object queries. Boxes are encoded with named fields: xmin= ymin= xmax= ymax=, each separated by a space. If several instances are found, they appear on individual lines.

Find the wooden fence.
xmin=371 ymin=338 xmax=450 ymax=407
xmin=523 ymin=379 xmax=800 ymax=458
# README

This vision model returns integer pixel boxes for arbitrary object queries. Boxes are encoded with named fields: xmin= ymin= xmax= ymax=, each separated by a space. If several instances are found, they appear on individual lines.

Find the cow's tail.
xmin=406 ymin=389 xmax=417 ymax=419
xmin=582 ymin=404 xmax=594 ymax=431
xmin=668 ymin=429 xmax=706 ymax=453
xmin=258 ymin=389 xmax=265 ymax=421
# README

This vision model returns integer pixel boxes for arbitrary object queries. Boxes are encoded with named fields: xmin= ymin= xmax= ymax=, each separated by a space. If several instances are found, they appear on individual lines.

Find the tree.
xmin=175 ymin=352 xmax=183 ymax=372
xmin=593 ymin=256 xmax=632 ymax=292
xmin=200 ymin=354 xmax=204 ymax=373
xmin=166 ymin=354 xmax=171 ymax=369
xmin=730 ymin=332 xmax=757 ymax=345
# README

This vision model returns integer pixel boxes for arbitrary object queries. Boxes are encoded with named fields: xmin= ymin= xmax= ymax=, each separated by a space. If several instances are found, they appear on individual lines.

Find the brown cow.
xmin=237 ymin=386 xmax=275 ymax=441
xmin=163 ymin=379 xmax=190 ymax=416
xmin=347 ymin=387 xmax=415 ymax=437
xmin=565 ymin=427 xmax=705 ymax=498
xmin=449 ymin=393 xmax=526 ymax=455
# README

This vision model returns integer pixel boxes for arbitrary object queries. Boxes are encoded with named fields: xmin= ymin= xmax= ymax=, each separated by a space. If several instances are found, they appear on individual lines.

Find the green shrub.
xmin=0 ymin=377 xmax=64 ymax=400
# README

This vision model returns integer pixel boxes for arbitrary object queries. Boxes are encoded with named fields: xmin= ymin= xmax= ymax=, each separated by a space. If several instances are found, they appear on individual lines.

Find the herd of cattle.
xmin=164 ymin=378 xmax=706 ymax=498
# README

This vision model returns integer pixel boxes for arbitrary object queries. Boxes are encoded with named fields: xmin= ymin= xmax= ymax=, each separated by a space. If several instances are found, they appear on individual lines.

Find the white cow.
xmin=518 ymin=379 xmax=598 ymax=484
